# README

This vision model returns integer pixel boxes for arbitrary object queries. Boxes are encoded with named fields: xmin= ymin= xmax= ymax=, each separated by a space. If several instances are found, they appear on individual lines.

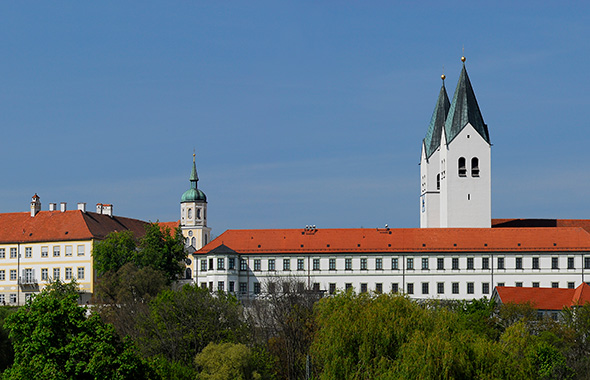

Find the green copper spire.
xmin=423 ymin=76 xmax=450 ymax=159
xmin=444 ymin=61 xmax=490 ymax=145
xmin=181 ymin=154 xmax=207 ymax=202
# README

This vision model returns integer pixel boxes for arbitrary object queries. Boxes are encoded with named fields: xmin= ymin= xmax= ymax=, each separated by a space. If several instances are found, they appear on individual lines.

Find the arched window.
xmin=436 ymin=174 xmax=440 ymax=190
xmin=187 ymin=208 xmax=192 ymax=219
xmin=471 ymin=157 xmax=479 ymax=177
xmin=185 ymin=237 xmax=190 ymax=246
xmin=196 ymin=209 xmax=201 ymax=219
xmin=458 ymin=157 xmax=467 ymax=177
xmin=185 ymin=268 xmax=192 ymax=280
xmin=191 ymin=237 xmax=196 ymax=247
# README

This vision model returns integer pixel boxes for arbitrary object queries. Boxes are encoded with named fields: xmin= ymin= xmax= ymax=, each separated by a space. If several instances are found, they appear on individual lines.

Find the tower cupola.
xmin=181 ymin=154 xmax=207 ymax=202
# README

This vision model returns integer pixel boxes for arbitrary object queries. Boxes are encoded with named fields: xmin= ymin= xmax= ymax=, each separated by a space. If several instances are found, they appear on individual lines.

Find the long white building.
xmin=192 ymin=59 xmax=590 ymax=300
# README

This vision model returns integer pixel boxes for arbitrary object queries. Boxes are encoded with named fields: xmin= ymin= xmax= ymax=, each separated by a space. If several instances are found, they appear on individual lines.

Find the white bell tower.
xmin=180 ymin=154 xmax=211 ymax=251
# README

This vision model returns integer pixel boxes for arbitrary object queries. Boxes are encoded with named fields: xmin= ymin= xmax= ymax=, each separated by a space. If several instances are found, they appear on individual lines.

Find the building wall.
xmin=0 ymin=239 xmax=94 ymax=305
xmin=193 ymin=251 xmax=590 ymax=300
xmin=420 ymin=147 xmax=441 ymax=228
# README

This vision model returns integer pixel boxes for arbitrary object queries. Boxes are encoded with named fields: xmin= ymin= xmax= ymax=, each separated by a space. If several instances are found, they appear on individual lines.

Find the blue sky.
xmin=1 ymin=2 xmax=589 ymax=236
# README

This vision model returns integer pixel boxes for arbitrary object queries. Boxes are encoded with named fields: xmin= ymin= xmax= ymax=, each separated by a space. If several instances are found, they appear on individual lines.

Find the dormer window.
xmin=471 ymin=157 xmax=479 ymax=177
xmin=458 ymin=157 xmax=467 ymax=177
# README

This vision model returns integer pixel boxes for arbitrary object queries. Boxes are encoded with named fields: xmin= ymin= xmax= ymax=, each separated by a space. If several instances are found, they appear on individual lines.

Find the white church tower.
xmin=420 ymin=57 xmax=491 ymax=228
xmin=180 ymin=154 xmax=211 ymax=252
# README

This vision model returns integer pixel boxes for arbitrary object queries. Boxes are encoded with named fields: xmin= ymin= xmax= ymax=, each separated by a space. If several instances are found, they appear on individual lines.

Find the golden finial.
xmin=461 ymin=56 xmax=466 ymax=62
xmin=441 ymin=74 xmax=446 ymax=81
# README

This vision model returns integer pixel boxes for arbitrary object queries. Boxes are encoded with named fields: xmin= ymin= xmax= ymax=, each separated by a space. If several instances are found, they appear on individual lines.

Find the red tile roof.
xmin=495 ymin=283 xmax=590 ymax=310
xmin=0 ymin=211 xmax=148 ymax=244
xmin=493 ymin=219 xmax=590 ymax=234
xmin=197 ymin=227 xmax=590 ymax=255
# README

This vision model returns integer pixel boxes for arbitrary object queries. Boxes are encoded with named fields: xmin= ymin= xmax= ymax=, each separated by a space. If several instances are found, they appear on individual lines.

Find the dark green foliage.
xmin=2 ymin=280 xmax=154 ymax=380
xmin=136 ymin=285 xmax=248 ymax=366
xmin=93 ymin=230 xmax=137 ymax=276
xmin=0 ymin=307 xmax=16 ymax=372
xmin=195 ymin=342 xmax=276 ymax=380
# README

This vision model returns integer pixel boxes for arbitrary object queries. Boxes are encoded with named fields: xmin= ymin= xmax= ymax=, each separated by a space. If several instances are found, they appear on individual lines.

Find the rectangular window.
xmin=41 ymin=247 xmax=48 ymax=258
xmin=217 ymin=281 xmax=225 ymax=291
xmin=297 ymin=282 xmax=304 ymax=293
xmin=10 ymin=248 xmax=17 ymax=259
xmin=532 ymin=282 xmax=540 ymax=288
xmin=407 ymin=283 xmax=414 ymax=295
xmin=533 ymin=257 xmax=540 ymax=269
xmin=0 ymin=249 xmax=4 ymax=259
xmin=422 ymin=258 xmax=429 ymax=270
xmin=65 ymin=268 xmax=72 ymax=280
xmin=585 ymin=257 xmax=590 ymax=270
xmin=25 ymin=247 xmax=32 ymax=258
xmin=0 ymin=270 xmax=4 ymax=281
xmin=345 ymin=283 xmax=352 ymax=292
xmin=10 ymin=270 xmax=16 ymax=281
xmin=360 ymin=258 xmax=368 ymax=270
xmin=360 ymin=283 xmax=368 ymax=293
xmin=254 ymin=259 xmax=261 ymax=271
xmin=53 ymin=246 xmax=60 ymax=257
xmin=552 ymin=282 xmax=559 ymax=288
xmin=268 ymin=259 xmax=275 ymax=271
xmin=313 ymin=283 xmax=320 ymax=292
xmin=568 ymin=257 xmax=575 ymax=269
xmin=313 ymin=258 xmax=320 ymax=270
xmin=53 ymin=268 xmax=60 ymax=280
xmin=392 ymin=258 xmax=399 ymax=270
xmin=229 ymin=281 xmax=235 ymax=292
xmin=568 ymin=282 xmax=575 ymax=289
xmin=437 ymin=258 xmax=444 ymax=270
xmin=41 ymin=268 xmax=48 ymax=281
xmin=0 ymin=295 xmax=4 ymax=304
xmin=407 ymin=258 xmax=414 ymax=270
xmin=329 ymin=258 xmax=336 ymax=270
xmin=482 ymin=282 xmax=490 ymax=294
xmin=437 ymin=282 xmax=444 ymax=294
xmin=467 ymin=257 xmax=474 ymax=270
xmin=77 ymin=245 xmax=85 ymax=256
xmin=452 ymin=257 xmax=459 ymax=270
xmin=392 ymin=283 xmax=399 ymax=293
xmin=422 ymin=282 xmax=429 ymax=295
xmin=329 ymin=283 xmax=336 ymax=295
xmin=515 ymin=282 xmax=523 ymax=287
xmin=376 ymin=258 xmax=383 ymax=270
xmin=497 ymin=257 xmax=505 ymax=270
xmin=200 ymin=282 xmax=207 ymax=290
xmin=65 ymin=246 xmax=73 ymax=257
xmin=482 ymin=257 xmax=489 ymax=270
xmin=239 ymin=282 xmax=248 ymax=294
xmin=497 ymin=282 xmax=505 ymax=287
xmin=297 ymin=259 xmax=304 ymax=271
xmin=467 ymin=282 xmax=474 ymax=294
xmin=375 ymin=283 xmax=383 ymax=294
xmin=552 ymin=257 xmax=559 ymax=270
xmin=452 ymin=282 xmax=459 ymax=294
xmin=516 ymin=257 xmax=523 ymax=270
xmin=254 ymin=283 xmax=261 ymax=294
xmin=9 ymin=294 xmax=16 ymax=304
xmin=229 ymin=258 xmax=236 ymax=270
xmin=345 ymin=258 xmax=352 ymax=270
xmin=201 ymin=260 xmax=207 ymax=271
xmin=283 ymin=259 xmax=290 ymax=271
xmin=240 ymin=259 xmax=248 ymax=271
xmin=77 ymin=267 xmax=84 ymax=280
xmin=217 ymin=258 xmax=225 ymax=270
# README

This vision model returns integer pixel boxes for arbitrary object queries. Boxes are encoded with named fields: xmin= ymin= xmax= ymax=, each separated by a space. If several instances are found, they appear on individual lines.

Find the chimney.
xmin=96 ymin=203 xmax=103 ymax=214
xmin=60 ymin=202 xmax=67 ymax=212
xmin=102 ymin=204 xmax=113 ymax=217
xmin=49 ymin=203 xmax=57 ymax=211
xmin=77 ymin=202 xmax=86 ymax=212
xmin=30 ymin=194 xmax=41 ymax=217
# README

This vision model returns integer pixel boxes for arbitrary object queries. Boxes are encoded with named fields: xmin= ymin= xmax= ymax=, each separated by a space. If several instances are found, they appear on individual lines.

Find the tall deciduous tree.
xmin=3 ymin=280 xmax=154 ymax=380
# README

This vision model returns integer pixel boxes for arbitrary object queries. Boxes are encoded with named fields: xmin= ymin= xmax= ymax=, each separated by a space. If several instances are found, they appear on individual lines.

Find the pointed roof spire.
xmin=190 ymin=153 xmax=199 ymax=184
xmin=423 ymin=74 xmax=451 ymax=159
xmin=444 ymin=58 xmax=490 ymax=145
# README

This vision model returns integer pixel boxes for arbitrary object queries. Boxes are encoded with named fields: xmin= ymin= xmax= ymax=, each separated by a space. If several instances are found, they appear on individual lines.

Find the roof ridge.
xmin=423 ymin=82 xmax=450 ymax=159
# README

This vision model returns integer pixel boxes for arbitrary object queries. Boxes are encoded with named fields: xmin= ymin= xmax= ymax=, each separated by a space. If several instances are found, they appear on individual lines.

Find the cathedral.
xmin=189 ymin=58 xmax=590 ymax=300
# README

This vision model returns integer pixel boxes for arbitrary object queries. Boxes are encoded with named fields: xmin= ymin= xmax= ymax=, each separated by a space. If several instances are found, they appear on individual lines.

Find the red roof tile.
xmin=198 ymin=227 xmax=590 ymax=255
xmin=493 ymin=219 xmax=590 ymax=234
xmin=495 ymin=283 xmax=590 ymax=310
xmin=0 ymin=211 xmax=148 ymax=244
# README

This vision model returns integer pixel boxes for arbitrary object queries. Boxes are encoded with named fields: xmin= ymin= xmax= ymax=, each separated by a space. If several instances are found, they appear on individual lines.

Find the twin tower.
xmin=420 ymin=58 xmax=491 ymax=228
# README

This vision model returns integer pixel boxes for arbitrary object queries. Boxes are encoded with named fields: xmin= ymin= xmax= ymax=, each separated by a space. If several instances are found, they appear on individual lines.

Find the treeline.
xmin=0 ymin=226 xmax=589 ymax=379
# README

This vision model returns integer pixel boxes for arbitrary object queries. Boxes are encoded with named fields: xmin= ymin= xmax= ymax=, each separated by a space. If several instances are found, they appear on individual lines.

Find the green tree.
xmin=138 ymin=223 xmax=186 ymax=284
xmin=195 ymin=342 xmax=275 ymax=380
xmin=93 ymin=230 xmax=137 ymax=276
xmin=0 ymin=306 xmax=16 ymax=371
xmin=136 ymin=284 xmax=248 ymax=366
xmin=3 ymin=280 xmax=155 ymax=380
